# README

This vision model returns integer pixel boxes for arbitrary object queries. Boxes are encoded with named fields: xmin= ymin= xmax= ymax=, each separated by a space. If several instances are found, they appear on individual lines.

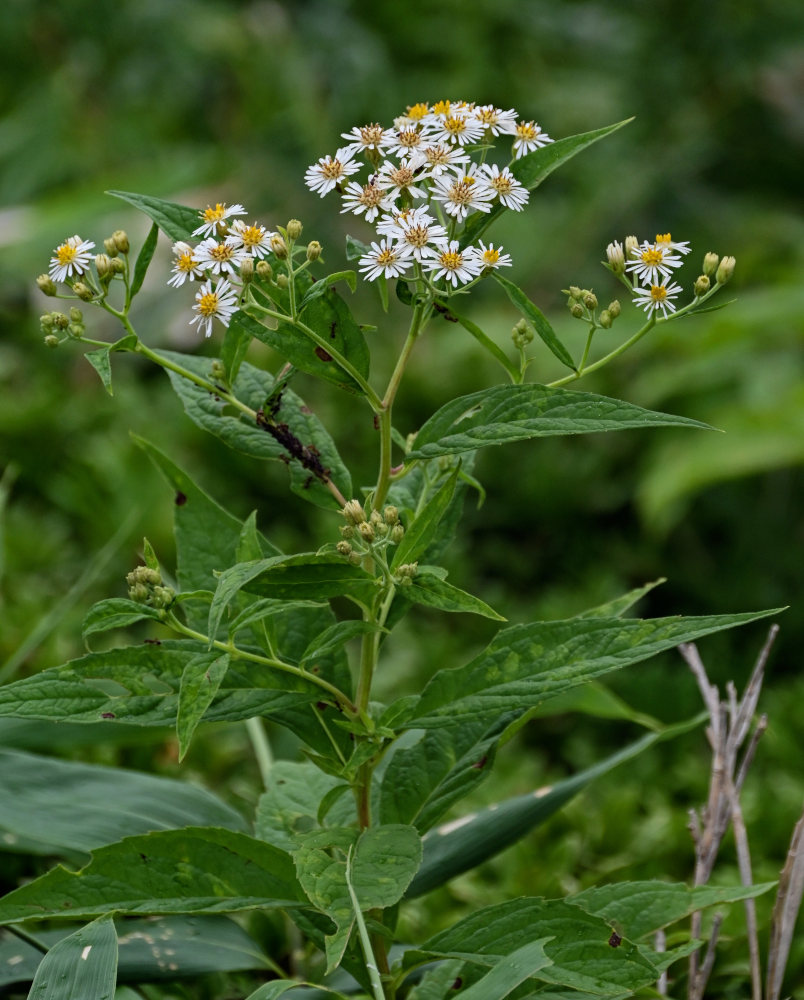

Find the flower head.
xmin=195 ymin=237 xmax=249 ymax=276
xmin=473 ymin=241 xmax=512 ymax=271
xmin=385 ymin=208 xmax=449 ymax=261
xmin=430 ymin=112 xmax=485 ymax=147
xmin=431 ymin=166 xmax=495 ymax=220
xmin=304 ymin=148 xmax=361 ymax=197
xmin=226 ymin=219 xmax=276 ymax=258
xmin=626 ymin=240 xmax=683 ymax=285
xmin=632 ymin=280 xmax=683 ymax=318
xmin=655 ymin=232 xmax=691 ymax=255
xmin=375 ymin=158 xmax=431 ymax=201
xmin=48 ymin=235 xmax=95 ymax=283
xmin=472 ymin=105 xmax=518 ymax=136
xmin=423 ymin=240 xmax=483 ymax=286
xmin=340 ymin=179 xmax=396 ymax=223
xmin=480 ymin=163 xmax=529 ymax=210
xmin=167 ymin=241 xmax=204 ymax=287
xmin=341 ymin=123 xmax=397 ymax=156
xmin=192 ymin=203 xmax=247 ymax=238
xmin=512 ymin=120 xmax=553 ymax=158
xmin=190 ymin=278 xmax=239 ymax=337
xmin=358 ymin=239 xmax=414 ymax=282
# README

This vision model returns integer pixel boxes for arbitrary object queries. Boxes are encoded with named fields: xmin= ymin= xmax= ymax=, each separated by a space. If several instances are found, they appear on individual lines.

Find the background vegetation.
xmin=1 ymin=0 xmax=802 ymax=994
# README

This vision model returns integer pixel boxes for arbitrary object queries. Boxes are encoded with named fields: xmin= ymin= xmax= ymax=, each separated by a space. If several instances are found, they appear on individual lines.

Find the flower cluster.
xmin=608 ymin=233 xmax=692 ymax=318
xmin=305 ymin=100 xmax=552 ymax=288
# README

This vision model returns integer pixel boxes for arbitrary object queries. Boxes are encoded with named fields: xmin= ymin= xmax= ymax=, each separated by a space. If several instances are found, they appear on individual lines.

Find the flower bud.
xmin=607 ymin=299 xmax=621 ymax=318
xmin=53 ymin=312 xmax=70 ymax=330
xmin=383 ymin=505 xmax=399 ymax=525
xmin=605 ymin=240 xmax=625 ymax=275
xmin=511 ymin=318 xmax=533 ymax=348
xmin=111 ymin=257 xmax=126 ymax=275
xmin=286 ymin=219 xmax=303 ymax=240
xmin=306 ymin=240 xmax=322 ymax=262
xmin=112 ymin=230 xmax=130 ymax=254
xmin=624 ymin=235 xmax=639 ymax=259
xmin=340 ymin=524 xmax=355 ymax=539
xmin=36 ymin=274 xmax=57 ymax=296
xmin=715 ymin=256 xmax=736 ymax=284
xmin=582 ymin=292 xmax=598 ymax=310
xmin=210 ymin=359 xmax=225 ymax=380
xmin=151 ymin=585 xmax=175 ymax=609
xmin=275 ymin=273 xmax=288 ymax=289
xmin=396 ymin=562 xmax=418 ymax=583
xmin=391 ymin=524 xmax=405 ymax=544
xmin=239 ymin=256 xmax=254 ymax=282
xmin=342 ymin=499 xmax=366 ymax=525
xmin=103 ymin=237 xmax=119 ymax=256
xmin=358 ymin=521 xmax=375 ymax=543
xmin=44 ymin=334 xmax=60 ymax=348
xmin=270 ymin=235 xmax=288 ymax=259
xmin=568 ymin=285 xmax=583 ymax=301
xmin=694 ymin=274 xmax=710 ymax=297
xmin=702 ymin=252 xmax=719 ymax=277
xmin=69 ymin=307 xmax=82 ymax=323
xmin=256 ymin=260 xmax=273 ymax=281
xmin=40 ymin=314 xmax=55 ymax=330
xmin=67 ymin=323 xmax=84 ymax=338
xmin=370 ymin=509 xmax=383 ymax=527
xmin=599 ymin=310 xmax=612 ymax=329
xmin=94 ymin=253 xmax=113 ymax=279
xmin=570 ymin=302 xmax=584 ymax=319
xmin=73 ymin=282 xmax=94 ymax=302
xmin=336 ymin=540 xmax=353 ymax=556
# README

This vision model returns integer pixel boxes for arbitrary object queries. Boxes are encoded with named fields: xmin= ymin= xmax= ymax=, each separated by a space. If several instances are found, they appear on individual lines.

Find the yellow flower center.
xmin=397 ymin=128 xmax=422 ymax=148
xmin=482 ymin=248 xmax=500 ymax=265
xmin=655 ymin=233 xmax=672 ymax=245
xmin=432 ymin=100 xmax=451 ymax=117
xmin=405 ymin=225 xmax=429 ymax=248
xmin=650 ymin=285 xmax=668 ymax=303
xmin=516 ymin=122 xmax=539 ymax=141
xmin=239 ymin=225 xmax=264 ymax=248
xmin=444 ymin=115 xmax=468 ymax=136
xmin=202 ymin=203 xmax=227 ymax=224
xmin=425 ymin=146 xmax=450 ymax=166
xmin=641 ymin=248 xmax=664 ymax=266
xmin=359 ymin=185 xmax=385 ymax=207
xmin=197 ymin=291 xmax=219 ymax=316
xmin=476 ymin=108 xmax=498 ymax=125
xmin=177 ymin=252 xmax=197 ymax=272
xmin=450 ymin=180 xmax=476 ymax=205
xmin=491 ymin=175 xmax=512 ymax=194
xmin=209 ymin=243 xmax=235 ymax=262
xmin=389 ymin=166 xmax=415 ymax=187
xmin=321 ymin=159 xmax=344 ymax=180
xmin=360 ymin=124 xmax=385 ymax=145
xmin=56 ymin=244 xmax=78 ymax=265
xmin=377 ymin=248 xmax=398 ymax=266
xmin=407 ymin=102 xmax=430 ymax=121
xmin=440 ymin=250 xmax=463 ymax=270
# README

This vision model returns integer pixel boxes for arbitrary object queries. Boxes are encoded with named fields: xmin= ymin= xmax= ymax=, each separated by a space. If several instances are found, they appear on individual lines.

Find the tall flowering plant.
xmin=0 ymin=102 xmax=779 ymax=1000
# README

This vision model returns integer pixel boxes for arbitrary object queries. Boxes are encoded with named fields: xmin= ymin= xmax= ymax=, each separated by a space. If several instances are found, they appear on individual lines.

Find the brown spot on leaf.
xmin=471 ymin=755 xmax=488 ymax=770
xmin=101 ymin=712 xmax=116 ymax=719
xmin=174 ymin=491 xmax=187 ymax=506
xmin=315 ymin=346 xmax=333 ymax=362
xmin=608 ymin=931 xmax=622 ymax=947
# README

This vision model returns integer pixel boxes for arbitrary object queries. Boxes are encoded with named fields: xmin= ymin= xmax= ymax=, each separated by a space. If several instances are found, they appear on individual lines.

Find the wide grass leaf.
xmin=26 ymin=915 xmax=117 ymax=1000
xmin=0 ymin=828 xmax=304 ymax=925
xmin=407 ymin=384 xmax=713 ymax=461
xmin=0 ymin=748 xmax=245 ymax=856
xmin=404 ymin=610 xmax=780 ymax=729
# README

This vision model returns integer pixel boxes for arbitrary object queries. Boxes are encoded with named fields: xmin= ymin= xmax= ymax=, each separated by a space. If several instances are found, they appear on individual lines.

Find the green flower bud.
xmin=69 ymin=307 xmax=83 ymax=323
xmin=342 ymin=499 xmax=366 ymax=525
xmin=702 ymin=252 xmax=719 ymax=277
xmin=103 ymin=237 xmax=119 ymax=257
xmin=40 ymin=313 xmax=55 ymax=330
xmin=53 ymin=312 xmax=70 ymax=330
xmin=112 ymin=230 xmax=130 ymax=254
xmin=36 ymin=274 xmax=57 ymax=296
xmin=94 ymin=253 xmax=113 ymax=279
xmin=582 ymin=292 xmax=598 ymax=310
xmin=239 ymin=256 xmax=254 ymax=282
xmin=607 ymin=300 xmax=621 ymax=318
xmin=44 ymin=334 xmax=60 ymax=348
xmin=111 ymin=257 xmax=126 ymax=275
xmin=336 ymin=540 xmax=353 ymax=557
xmin=306 ymin=240 xmax=322 ymax=262
xmin=67 ymin=323 xmax=84 ymax=338
xmin=694 ymin=274 xmax=711 ymax=297
xmin=570 ymin=302 xmax=585 ymax=319
xmin=358 ymin=521 xmax=375 ymax=543
xmin=256 ymin=260 xmax=273 ymax=281
xmin=715 ymin=255 xmax=736 ymax=284
xmin=151 ymin=585 xmax=175 ymax=609
xmin=340 ymin=524 xmax=355 ymax=539
xmin=275 ymin=273 xmax=288 ymax=289
xmin=383 ymin=505 xmax=399 ymax=525
xmin=624 ymin=235 xmax=639 ymax=259
xmin=73 ymin=282 xmax=94 ymax=302
xmin=511 ymin=318 xmax=533 ymax=348
xmin=599 ymin=309 xmax=612 ymax=329
xmin=348 ymin=551 xmax=362 ymax=566
xmin=605 ymin=240 xmax=625 ymax=275
xmin=210 ymin=359 xmax=225 ymax=380
xmin=568 ymin=285 xmax=583 ymax=301
xmin=270 ymin=235 xmax=288 ymax=259
xmin=286 ymin=219 xmax=303 ymax=240
xmin=390 ymin=524 xmax=405 ymax=544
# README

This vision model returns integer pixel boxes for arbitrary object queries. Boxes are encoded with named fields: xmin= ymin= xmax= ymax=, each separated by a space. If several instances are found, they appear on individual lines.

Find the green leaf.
xmin=391 ymin=467 xmax=459 ymax=570
xmin=300 ymin=620 xmax=382 ymax=668
xmin=350 ymin=823 xmax=422 ymax=908
xmin=82 ymin=599 xmax=165 ymax=641
xmin=226 ymin=598 xmax=325 ymax=642
xmin=26 ymin=915 xmax=117 ymax=1000
xmin=83 ymin=348 xmax=114 ymax=396
xmin=570 ymin=880 xmax=776 ymax=940
xmin=131 ymin=222 xmax=159 ymax=296
xmin=245 ymin=981 xmax=350 ymax=1000
xmin=493 ymin=273 xmax=576 ymax=370
xmin=406 ymin=896 xmax=658 ymax=994
xmin=406 ymin=959 xmax=465 ymax=1000
xmin=0 ymin=747 xmax=246 ymax=856
xmin=256 ymin=761 xmax=345 ymax=852
xmin=107 ymin=190 xmax=199 ymax=242
xmin=299 ymin=270 xmax=357 ymax=311
xmin=220 ymin=310 xmax=254 ymax=386
xmin=408 ymin=384 xmax=713 ymax=462
xmin=434 ymin=301 xmax=520 ymax=381
xmin=405 ymin=722 xmax=699 ymax=897
xmin=345 ymin=235 xmax=371 ymax=261
xmin=448 ymin=940 xmax=553 ymax=1000
xmin=0 ymin=828 xmax=303 ymax=924
xmin=176 ymin=652 xmax=229 ymax=760
xmin=155 ymin=351 xmax=352 ymax=509
xmin=402 ymin=572 xmax=506 ymax=621
xmin=575 ymin=578 xmax=666 ymax=619
xmin=404 ymin=609 xmax=781 ymax=729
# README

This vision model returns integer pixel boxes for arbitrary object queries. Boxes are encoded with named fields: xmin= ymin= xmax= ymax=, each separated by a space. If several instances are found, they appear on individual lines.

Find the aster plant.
xmin=1 ymin=101 xmax=788 ymax=1000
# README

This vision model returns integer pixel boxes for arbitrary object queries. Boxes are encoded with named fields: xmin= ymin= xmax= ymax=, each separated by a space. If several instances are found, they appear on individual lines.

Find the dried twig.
xmin=766 ymin=805 xmax=804 ymax=1000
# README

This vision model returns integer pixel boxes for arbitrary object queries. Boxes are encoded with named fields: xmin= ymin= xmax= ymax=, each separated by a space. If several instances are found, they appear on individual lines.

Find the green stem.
xmin=346 ymin=848 xmax=387 ymax=1000
xmin=578 ymin=326 xmax=596 ymax=371
xmin=5 ymin=924 xmax=50 ymax=955
xmin=164 ymin=613 xmax=358 ymax=715
xmin=245 ymin=717 xmax=273 ymax=789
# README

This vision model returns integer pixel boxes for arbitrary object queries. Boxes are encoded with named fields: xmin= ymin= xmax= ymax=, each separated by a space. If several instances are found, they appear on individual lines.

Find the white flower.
xmin=387 ymin=208 xmax=449 ymax=261
xmin=654 ymin=232 xmax=692 ymax=255
xmin=431 ymin=166 xmax=495 ymax=220
xmin=480 ymin=163 xmax=529 ymax=210
xmin=340 ymin=180 xmax=396 ymax=223
xmin=472 ymin=105 xmax=518 ymax=136
xmin=192 ymin=202 xmax=247 ymax=238
xmin=375 ymin=158 xmax=431 ymax=201
xmin=512 ymin=120 xmax=553 ymax=158
xmin=226 ymin=220 xmax=276 ymax=258
xmin=430 ymin=112 xmax=485 ymax=146
xmin=417 ymin=142 xmax=470 ymax=175
xmin=626 ymin=241 xmax=684 ymax=285
xmin=632 ymin=280 xmax=683 ymax=318
xmin=341 ymin=123 xmax=397 ymax=156
xmin=195 ymin=237 xmax=249 ymax=276
xmin=358 ymin=239 xmax=414 ymax=282
xmin=472 ymin=241 xmax=512 ymax=270
xmin=167 ymin=241 xmax=204 ymax=287
xmin=423 ymin=240 xmax=483 ymax=286
xmin=48 ymin=235 xmax=95 ymax=283
xmin=190 ymin=278 xmax=239 ymax=337
xmin=385 ymin=124 xmax=436 ymax=161
xmin=304 ymin=147 xmax=362 ymax=197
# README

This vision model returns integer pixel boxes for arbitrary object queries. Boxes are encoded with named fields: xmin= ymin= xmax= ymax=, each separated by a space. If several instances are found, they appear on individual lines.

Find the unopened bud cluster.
xmin=564 ymin=286 xmax=620 ymax=330
xmin=39 ymin=308 xmax=85 ymax=344
xmin=394 ymin=562 xmax=418 ymax=586
xmin=126 ymin=565 xmax=175 ymax=610
xmin=338 ymin=500 xmax=405 ymax=563
xmin=511 ymin=318 xmax=534 ymax=349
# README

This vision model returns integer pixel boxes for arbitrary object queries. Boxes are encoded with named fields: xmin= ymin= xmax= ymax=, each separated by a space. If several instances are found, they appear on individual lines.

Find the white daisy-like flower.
xmin=226 ymin=219 xmax=276 ymax=258
xmin=167 ymin=241 xmax=205 ymax=287
xmin=417 ymin=142 xmax=470 ymax=176
xmin=340 ymin=179 xmax=396 ymax=223
xmin=194 ymin=237 xmax=249 ymax=276
xmin=423 ymin=240 xmax=483 ymax=286
xmin=190 ymin=278 xmax=239 ymax=338
xmin=304 ymin=147 xmax=362 ymax=197
xmin=632 ymin=280 xmax=683 ymax=319
xmin=358 ymin=239 xmax=414 ymax=282
xmin=340 ymin=123 xmax=397 ymax=156
xmin=375 ymin=158 xmax=431 ymax=201
xmin=655 ymin=232 xmax=692 ymax=255
xmin=626 ymin=241 xmax=684 ymax=285
xmin=480 ymin=163 xmax=529 ymax=211
xmin=431 ymin=166 xmax=495 ymax=220
xmin=512 ymin=120 xmax=553 ymax=159
xmin=192 ymin=203 xmax=247 ymax=238
xmin=389 ymin=210 xmax=449 ymax=261
xmin=430 ymin=112 xmax=485 ymax=147
xmin=48 ymin=235 xmax=95 ymax=283
xmin=472 ymin=241 xmax=512 ymax=271
xmin=385 ymin=124 xmax=436 ymax=161
xmin=472 ymin=105 xmax=518 ymax=136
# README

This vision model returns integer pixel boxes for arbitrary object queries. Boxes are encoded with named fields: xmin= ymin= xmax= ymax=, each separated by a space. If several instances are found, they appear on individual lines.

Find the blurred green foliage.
xmin=1 ymin=0 xmax=803 ymax=994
